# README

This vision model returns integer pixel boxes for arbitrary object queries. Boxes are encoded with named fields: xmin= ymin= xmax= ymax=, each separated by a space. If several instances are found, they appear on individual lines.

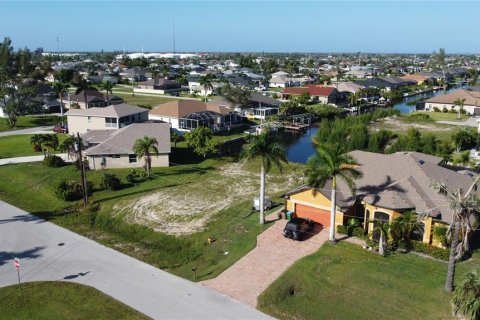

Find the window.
xmin=87 ymin=116 xmax=91 ymax=123
xmin=129 ymin=154 xmax=137 ymax=163
xmin=136 ymin=113 xmax=141 ymax=121
xmin=105 ymin=117 xmax=117 ymax=128
xmin=109 ymin=154 xmax=120 ymax=159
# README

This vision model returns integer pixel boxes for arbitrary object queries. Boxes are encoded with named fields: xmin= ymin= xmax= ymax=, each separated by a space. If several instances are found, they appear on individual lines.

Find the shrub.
xmin=411 ymin=240 xmax=449 ymax=261
xmin=126 ymin=168 xmax=148 ymax=183
xmin=460 ymin=109 xmax=467 ymax=114
xmin=433 ymin=107 xmax=441 ymax=112
xmin=53 ymin=179 xmax=93 ymax=201
xmin=405 ymin=113 xmax=433 ymax=122
xmin=352 ymin=227 xmax=367 ymax=239
xmin=101 ymin=173 xmax=121 ymax=190
xmin=442 ymin=107 xmax=448 ymax=113
xmin=43 ymin=155 xmax=65 ymax=167
xmin=337 ymin=225 xmax=349 ymax=235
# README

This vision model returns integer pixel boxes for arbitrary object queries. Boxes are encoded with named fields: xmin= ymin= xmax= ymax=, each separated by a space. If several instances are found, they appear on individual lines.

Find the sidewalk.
xmin=0 ymin=153 xmax=69 ymax=166
xmin=0 ymin=126 xmax=54 ymax=137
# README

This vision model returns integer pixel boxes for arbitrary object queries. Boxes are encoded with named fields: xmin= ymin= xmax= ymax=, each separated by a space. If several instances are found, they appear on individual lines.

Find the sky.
xmin=1 ymin=0 xmax=479 ymax=54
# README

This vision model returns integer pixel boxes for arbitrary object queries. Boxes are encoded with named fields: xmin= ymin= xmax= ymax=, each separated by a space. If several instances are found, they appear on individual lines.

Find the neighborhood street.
xmin=0 ymin=126 xmax=54 ymax=137
xmin=0 ymin=201 xmax=270 ymax=320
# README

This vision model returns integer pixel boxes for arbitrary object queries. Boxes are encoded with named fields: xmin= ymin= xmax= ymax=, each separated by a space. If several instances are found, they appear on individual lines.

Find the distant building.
xmin=134 ymin=79 xmax=182 ymax=94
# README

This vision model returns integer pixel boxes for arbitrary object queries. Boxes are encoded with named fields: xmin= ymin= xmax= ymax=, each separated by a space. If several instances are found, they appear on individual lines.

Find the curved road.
xmin=0 ymin=201 xmax=270 ymax=320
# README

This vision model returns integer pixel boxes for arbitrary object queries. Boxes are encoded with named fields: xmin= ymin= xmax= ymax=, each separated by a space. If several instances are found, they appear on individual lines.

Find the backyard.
xmin=258 ymin=241 xmax=478 ymax=320
xmin=0 ymin=156 xmax=303 ymax=281
xmin=0 ymin=281 xmax=147 ymax=319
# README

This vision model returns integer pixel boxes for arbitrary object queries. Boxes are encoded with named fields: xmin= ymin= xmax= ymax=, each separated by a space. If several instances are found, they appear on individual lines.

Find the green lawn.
xmin=0 ymin=115 xmax=62 ymax=132
xmin=0 ymin=281 xmax=147 ymax=320
xmin=113 ymin=92 xmax=180 ymax=107
xmin=258 ymin=242 xmax=476 ymax=320
xmin=0 ymin=156 xmax=301 ymax=281
xmin=0 ymin=134 xmax=68 ymax=159
xmin=413 ymin=111 xmax=470 ymax=122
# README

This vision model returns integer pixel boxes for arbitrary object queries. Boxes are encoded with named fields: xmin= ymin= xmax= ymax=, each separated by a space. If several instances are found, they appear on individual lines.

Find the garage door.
xmin=295 ymin=203 xmax=331 ymax=227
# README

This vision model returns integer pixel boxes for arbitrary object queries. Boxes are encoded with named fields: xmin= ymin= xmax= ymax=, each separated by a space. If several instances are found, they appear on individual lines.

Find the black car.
xmin=283 ymin=217 xmax=314 ymax=241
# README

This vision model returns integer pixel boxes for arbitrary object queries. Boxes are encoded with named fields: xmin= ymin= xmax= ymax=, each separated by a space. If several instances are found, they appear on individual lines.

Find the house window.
xmin=87 ymin=116 xmax=91 ymax=123
xmin=109 ymin=154 xmax=120 ymax=158
xmin=129 ymin=154 xmax=137 ymax=163
xmin=137 ymin=113 xmax=141 ymax=121
xmin=105 ymin=117 xmax=117 ymax=127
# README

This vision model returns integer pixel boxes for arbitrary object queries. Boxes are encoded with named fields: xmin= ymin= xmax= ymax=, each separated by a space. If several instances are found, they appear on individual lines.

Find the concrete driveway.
xmin=0 ymin=201 xmax=270 ymax=320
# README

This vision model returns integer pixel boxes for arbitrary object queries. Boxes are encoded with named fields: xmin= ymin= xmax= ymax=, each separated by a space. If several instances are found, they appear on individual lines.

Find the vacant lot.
xmin=0 ymin=281 xmax=148 ymax=320
xmin=0 ymin=134 xmax=68 ymax=159
xmin=258 ymin=242 xmax=477 ymax=320
xmin=0 ymin=115 xmax=61 ymax=132
xmin=0 ymin=157 xmax=303 ymax=280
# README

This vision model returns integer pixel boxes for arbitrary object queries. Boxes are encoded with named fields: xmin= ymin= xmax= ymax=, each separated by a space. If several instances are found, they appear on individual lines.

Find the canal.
xmin=285 ymin=85 xmax=468 ymax=163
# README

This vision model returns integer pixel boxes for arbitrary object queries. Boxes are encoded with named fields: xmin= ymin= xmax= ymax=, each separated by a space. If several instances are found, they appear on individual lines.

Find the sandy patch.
xmin=113 ymin=163 xmax=303 ymax=235
xmin=373 ymin=116 xmax=453 ymax=132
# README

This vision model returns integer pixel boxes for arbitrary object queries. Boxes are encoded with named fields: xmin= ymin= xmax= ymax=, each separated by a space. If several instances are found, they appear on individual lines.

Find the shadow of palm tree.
xmin=0 ymin=246 xmax=45 ymax=266
xmin=348 ymin=175 xmax=407 ymax=206
xmin=0 ymin=214 xmax=45 ymax=225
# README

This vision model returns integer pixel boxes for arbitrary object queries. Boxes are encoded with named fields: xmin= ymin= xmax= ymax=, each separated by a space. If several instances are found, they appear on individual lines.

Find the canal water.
xmin=285 ymin=85 xmax=468 ymax=163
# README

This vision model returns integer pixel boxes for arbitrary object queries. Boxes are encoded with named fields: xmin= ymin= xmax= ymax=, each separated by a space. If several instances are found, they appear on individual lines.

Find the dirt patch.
xmin=113 ymin=163 xmax=303 ymax=235
xmin=372 ymin=116 xmax=453 ymax=132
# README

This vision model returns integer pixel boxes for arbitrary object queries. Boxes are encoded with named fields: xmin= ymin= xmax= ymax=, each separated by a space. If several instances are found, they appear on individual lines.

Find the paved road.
xmin=0 ymin=153 xmax=70 ymax=166
xmin=0 ymin=201 xmax=270 ymax=319
xmin=0 ymin=126 xmax=54 ymax=137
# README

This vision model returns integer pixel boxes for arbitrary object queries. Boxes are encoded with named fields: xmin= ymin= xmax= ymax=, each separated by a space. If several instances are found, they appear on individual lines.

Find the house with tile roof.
xmin=84 ymin=122 xmax=171 ymax=170
xmin=66 ymin=103 xmax=149 ymax=135
xmin=424 ymin=89 xmax=480 ymax=115
xmin=281 ymin=84 xmax=348 ymax=106
xmin=284 ymin=150 xmax=476 ymax=248
xmin=149 ymin=100 xmax=242 ymax=132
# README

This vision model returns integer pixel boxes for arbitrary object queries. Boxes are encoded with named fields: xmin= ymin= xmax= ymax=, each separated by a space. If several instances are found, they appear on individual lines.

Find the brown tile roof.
xmin=85 ymin=122 xmax=171 ymax=156
xmin=283 ymin=85 xmax=337 ymax=97
xmin=287 ymin=151 xmax=474 ymax=223
xmin=425 ymin=89 xmax=480 ymax=106
xmin=149 ymin=100 xmax=233 ymax=118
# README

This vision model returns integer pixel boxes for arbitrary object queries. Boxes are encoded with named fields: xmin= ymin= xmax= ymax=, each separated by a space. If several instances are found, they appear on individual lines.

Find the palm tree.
xmin=41 ymin=134 xmax=59 ymax=156
xmin=454 ymin=98 xmax=466 ymax=120
xmin=390 ymin=211 xmax=420 ymax=243
xmin=170 ymin=130 xmax=181 ymax=148
xmin=373 ymin=220 xmax=389 ymax=256
xmin=241 ymin=132 xmax=288 ymax=224
xmin=30 ymin=134 xmax=44 ymax=152
xmin=199 ymin=74 xmax=214 ymax=101
xmin=99 ymin=81 xmax=114 ymax=106
xmin=133 ymin=136 xmax=159 ymax=178
xmin=431 ymin=177 xmax=480 ymax=292
xmin=150 ymin=69 xmax=160 ymax=80
xmin=347 ymin=92 xmax=358 ymax=107
xmin=304 ymin=144 xmax=363 ymax=242
xmin=51 ymin=81 xmax=69 ymax=125
xmin=59 ymin=135 xmax=79 ymax=160
xmin=452 ymin=127 xmax=475 ymax=152
xmin=452 ymin=268 xmax=480 ymax=320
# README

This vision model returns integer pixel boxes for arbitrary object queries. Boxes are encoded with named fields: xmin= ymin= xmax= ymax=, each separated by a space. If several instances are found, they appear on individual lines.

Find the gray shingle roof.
xmin=65 ymin=103 xmax=147 ymax=118
xmin=85 ymin=122 xmax=171 ymax=156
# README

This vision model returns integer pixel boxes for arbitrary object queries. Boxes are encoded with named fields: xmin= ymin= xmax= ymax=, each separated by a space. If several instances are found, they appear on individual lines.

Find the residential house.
xmin=400 ymin=74 xmax=434 ymax=85
xmin=84 ymin=122 xmax=170 ymax=170
xmin=335 ymin=82 xmax=365 ymax=94
xmin=66 ymin=103 xmax=149 ymax=135
xmin=281 ymin=84 xmax=348 ymax=106
xmin=149 ymin=100 xmax=242 ymax=132
xmin=424 ymin=89 xmax=480 ymax=115
xmin=208 ymin=93 xmax=281 ymax=120
xmin=284 ymin=151 xmax=475 ymax=248
xmin=64 ymin=89 xmax=124 ymax=110
xmin=120 ymin=67 xmax=148 ymax=82
xmin=134 ymin=79 xmax=182 ymax=94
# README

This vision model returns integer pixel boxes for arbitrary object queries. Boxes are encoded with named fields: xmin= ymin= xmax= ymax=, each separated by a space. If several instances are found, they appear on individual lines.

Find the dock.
xmin=283 ymin=123 xmax=311 ymax=131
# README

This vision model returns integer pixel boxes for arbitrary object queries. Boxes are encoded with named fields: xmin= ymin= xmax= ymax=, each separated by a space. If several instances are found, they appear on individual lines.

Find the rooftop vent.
xmin=418 ymin=160 xmax=425 ymax=165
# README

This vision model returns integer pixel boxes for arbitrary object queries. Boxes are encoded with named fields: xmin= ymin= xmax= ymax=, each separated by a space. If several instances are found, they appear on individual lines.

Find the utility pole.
xmin=76 ymin=133 xmax=88 ymax=206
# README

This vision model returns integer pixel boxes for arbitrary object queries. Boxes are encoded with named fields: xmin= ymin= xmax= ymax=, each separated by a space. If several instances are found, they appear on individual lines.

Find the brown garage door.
xmin=295 ymin=203 xmax=331 ymax=227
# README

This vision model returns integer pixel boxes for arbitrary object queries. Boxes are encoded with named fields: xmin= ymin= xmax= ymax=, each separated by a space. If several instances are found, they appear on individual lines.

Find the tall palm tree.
xmin=99 ymin=81 xmax=114 ymax=106
xmin=452 ymin=268 xmax=480 ymax=320
xmin=454 ymin=98 xmax=466 ymax=120
xmin=51 ymin=81 xmax=69 ymax=125
xmin=199 ymin=74 xmax=214 ymax=101
xmin=432 ymin=177 xmax=480 ymax=292
xmin=30 ymin=134 xmax=44 ymax=152
xmin=133 ymin=136 xmax=159 ymax=178
xmin=373 ymin=220 xmax=389 ymax=256
xmin=241 ymin=131 xmax=288 ymax=224
xmin=304 ymin=144 xmax=363 ymax=242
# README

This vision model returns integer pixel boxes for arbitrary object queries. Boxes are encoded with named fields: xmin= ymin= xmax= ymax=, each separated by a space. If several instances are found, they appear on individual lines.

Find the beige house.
xmin=424 ymin=89 xmax=480 ymax=115
xmin=66 ymin=104 xmax=149 ymax=135
xmin=84 ymin=122 xmax=171 ymax=170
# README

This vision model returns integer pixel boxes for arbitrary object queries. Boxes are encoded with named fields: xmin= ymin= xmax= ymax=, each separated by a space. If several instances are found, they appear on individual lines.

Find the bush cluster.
xmin=410 ymin=240 xmax=450 ymax=261
xmin=43 ymin=155 xmax=65 ymax=167
xmin=126 ymin=169 xmax=148 ymax=183
xmin=53 ymin=179 xmax=93 ymax=201
xmin=101 ymin=173 xmax=121 ymax=191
